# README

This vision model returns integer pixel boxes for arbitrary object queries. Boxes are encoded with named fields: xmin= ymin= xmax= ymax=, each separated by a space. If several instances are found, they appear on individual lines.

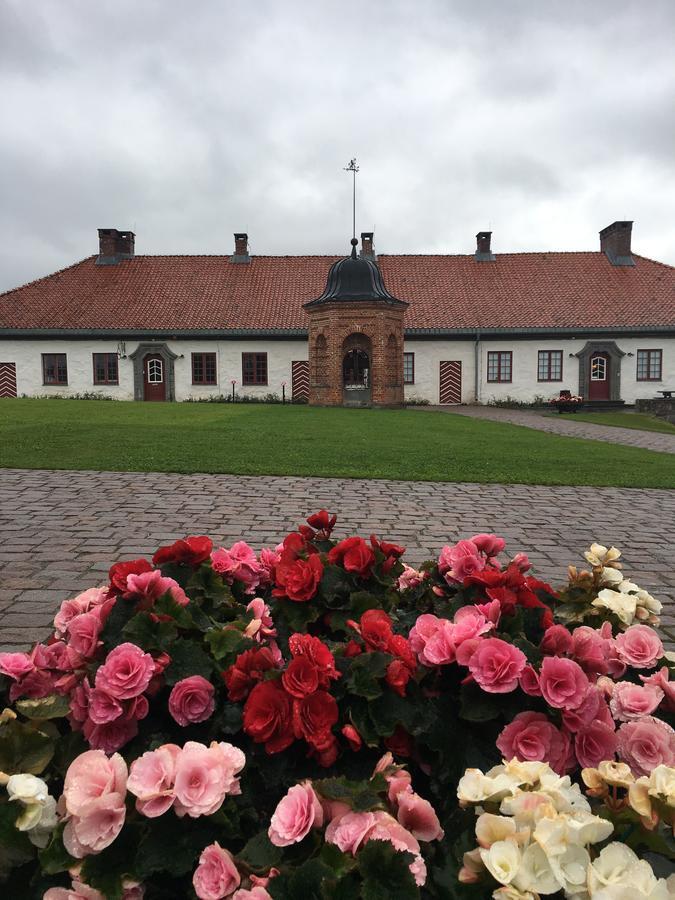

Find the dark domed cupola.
xmin=305 ymin=239 xmax=406 ymax=307
xmin=303 ymin=236 xmax=409 ymax=408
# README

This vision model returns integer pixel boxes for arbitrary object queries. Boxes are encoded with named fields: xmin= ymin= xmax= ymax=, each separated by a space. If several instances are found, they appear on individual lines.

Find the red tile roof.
xmin=0 ymin=252 xmax=673 ymax=333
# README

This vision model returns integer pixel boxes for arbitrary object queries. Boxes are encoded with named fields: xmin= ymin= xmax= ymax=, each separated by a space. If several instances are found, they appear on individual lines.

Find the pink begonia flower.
xmin=519 ymin=665 xmax=542 ymax=697
xmin=169 ymin=676 xmax=215 ymax=727
xmin=511 ymin=552 xmax=532 ymax=573
xmin=44 ymin=879 xmax=105 ymax=900
xmin=574 ymin=720 xmax=618 ymax=768
xmin=257 ymin=547 xmax=281 ymax=588
xmin=385 ymin=771 xmax=413 ymax=806
xmin=244 ymin=598 xmax=276 ymax=642
xmin=395 ymin=788 xmax=444 ymax=841
xmin=598 ymin=622 xmax=627 ymax=679
xmin=473 ymin=599 xmax=501 ymax=626
xmin=268 ymin=782 xmax=324 ymax=847
xmin=466 ymin=638 xmax=527 ymax=693
xmin=617 ymin=716 xmax=675 ymax=776
xmin=614 ymin=625 xmax=664 ymax=669
xmin=363 ymin=811 xmax=427 ymax=887
xmin=67 ymin=611 xmax=104 ymax=659
xmin=192 ymin=842 xmax=241 ymax=900
xmin=0 ymin=651 xmax=33 ymax=680
xmin=409 ymin=615 xmax=447 ymax=664
xmin=496 ymin=711 xmax=574 ymax=775
xmin=125 ymin=568 xmax=189 ymax=608
xmin=83 ymin=715 xmax=139 ymax=754
xmin=325 ymin=811 xmax=378 ymax=855
xmin=641 ymin=667 xmax=675 ymax=712
xmin=87 ymin=688 xmax=123 ymax=725
xmin=609 ymin=681 xmax=664 ymax=721
xmin=453 ymin=607 xmax=495 ymax=642
xmin=211 ymin=542 xmax=263 ymax=594
xmin=397 ymin=564 xmax=425 ymax=591
xmin=570 ymin=625 xmax=608 ymax=675
xmin=95 ymin=643 xmax=155 ymax=700
xmin=54 ymin=586 xmax=108 ymax=637
xmin=539 ymin=625 xmax=573 ymax=657
xmin=439 ymin=539 xmax=486 ymax=583
xmin=232 ymin=889 xmax=272 ymax=900
xmin=562 ymin=685 xmax=614 ymax=733
xmin=173 ymin=741 xmax=245 ymax=818
xmin=127 ymin=744 xmax=181 ymax=817
xmin=470 ymin=533 xmax=506 ymax=558
xmin=538 ymin=656 xmax=589 ymax=709
xmin=61 ymin=750 xmax=128 ymax=858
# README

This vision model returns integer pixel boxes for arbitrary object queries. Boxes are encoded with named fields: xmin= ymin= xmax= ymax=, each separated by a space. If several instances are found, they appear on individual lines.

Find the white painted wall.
xmin=0 ymin=335 xmax=672 ymax=404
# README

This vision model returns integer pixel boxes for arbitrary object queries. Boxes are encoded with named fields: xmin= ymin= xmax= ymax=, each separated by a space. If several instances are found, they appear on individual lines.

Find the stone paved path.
xmin=421 ymin=406 xmax=675 ymax=454
xmin=1 ymin=469 xmax=674 ymax=651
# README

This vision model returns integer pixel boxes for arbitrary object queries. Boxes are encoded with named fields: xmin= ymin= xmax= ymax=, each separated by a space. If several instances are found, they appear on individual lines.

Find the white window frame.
xmin=147 ymin=359 xmax=164 ymax=383
xmin=590 ymin=356 xmax=607 ymax=381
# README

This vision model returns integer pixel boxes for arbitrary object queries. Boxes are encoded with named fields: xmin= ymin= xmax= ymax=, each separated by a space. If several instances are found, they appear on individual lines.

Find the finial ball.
xmin=350 ymin=238 xmax=358 ymax=247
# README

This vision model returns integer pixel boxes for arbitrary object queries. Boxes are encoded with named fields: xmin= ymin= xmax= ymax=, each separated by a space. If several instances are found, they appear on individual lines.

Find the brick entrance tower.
xmin=304 ymin=238 xmax=408 ymax=407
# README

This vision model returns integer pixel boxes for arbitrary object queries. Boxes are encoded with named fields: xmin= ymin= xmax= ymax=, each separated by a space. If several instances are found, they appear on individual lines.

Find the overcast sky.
xmin=1 ymin=0 xmax=674 ymax=292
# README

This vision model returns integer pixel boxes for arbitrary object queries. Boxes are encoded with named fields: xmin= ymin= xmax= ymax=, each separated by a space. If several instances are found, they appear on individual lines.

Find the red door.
xmin=439 ymin=360 xmax=462 ymax=404
xmin=588 ymin=353 xmax=610 ymax=400
xmin=143 ymin=355 xmax=166 ymax=401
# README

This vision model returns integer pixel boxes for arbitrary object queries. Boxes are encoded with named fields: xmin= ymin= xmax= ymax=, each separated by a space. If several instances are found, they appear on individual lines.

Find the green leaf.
xmin=187 ymin=567 xmax=235 ymax=608
xmin=135 ymin=817 xmax=213 ymax=879
xmin=0 ymin=803 xmax=34 ymax=880
xmin=15 ymin=694 xmax=70 ymax=720
xmin=99 ymin=597 xmax=137 ymax=650
xmin=123 ymin=611 xmax=176 ymax=651
xmin=164 ymin=638 xmax=214 ymax=685
xmin=81 ymin=826 xmax=141 ymax=900
xmin=357 ymin=840 xmax=419 ymax=900
xmin=277 ymin=599 xmax=321 ymax=632
xmin=459 ymin=682 xmax=503 ymax=723
xmin=212 ymin=702 xmax=243 ymax=735
xmin=319 ymin=564 xmax=352 ymax=607
xmin=368 ymin=691 xmax=414 ymax=737
xmin=0 ymin=718 xmax=54 ymax=775
xmin=205 ymin=627 xmax=250 ymax=663
xmin=38 ymin=824 xmax=76 ymax=874
xmin=314 ymin=777 xmax=383 ymax=813
xmin=345 ymin=652 xmax=389 ymax=700
xmin=154 ymin=592 xmax=195 ymax=628
xmin=237 ymin=831 xmax=283 ymax=873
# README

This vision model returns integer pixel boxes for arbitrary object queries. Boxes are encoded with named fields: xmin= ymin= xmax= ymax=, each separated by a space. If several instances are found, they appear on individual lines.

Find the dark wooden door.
xmin=291 ymin=360 xmax=309 ymax=402
xmin=588 ymin=353 xmax=610 ymax=400
xmin=439 ymin=360 xmax=462 ymax=404
xmin=0 ymin=362 xmax=17 ymax=398
xmin=143 ymin=354 xmax=166 ymax=401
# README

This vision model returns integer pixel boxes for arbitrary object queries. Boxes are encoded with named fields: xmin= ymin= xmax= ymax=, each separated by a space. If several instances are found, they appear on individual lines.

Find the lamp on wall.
xmin=117 ymin=341 xmax=127 ymax=359
xmin=626 ymin=352 xmax=634 ymax=357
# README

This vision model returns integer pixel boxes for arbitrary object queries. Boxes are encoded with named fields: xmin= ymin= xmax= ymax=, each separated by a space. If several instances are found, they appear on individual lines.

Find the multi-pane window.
xmin=242 ymin=352 xmax=268 ymax=385
xmin=42 ymin=353 xmax=68 ymax=385
xmin=192 ymin=353 xmax=217 ymax=385
xmin=147 ymin=359 xmax=163 ymax=383
xmin=636 ymin=349 xmax=662 ymax=381
xmin=92 ymin=353 xmax=119 ymax=385
xmin=403 ymin=352 xmax=415 ymax=384
xmin=590 ymin=356 xmax=607 ymax=381
xmin=537 ymin=350 xmax=562 ymax=382
xmin=487 ymin=351 xmax=512 ymax=383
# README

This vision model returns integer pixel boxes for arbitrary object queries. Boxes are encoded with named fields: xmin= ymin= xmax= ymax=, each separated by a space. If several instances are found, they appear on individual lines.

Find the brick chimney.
xmin=231 ymin=232 xmax=250 ymax=263
xmin=360 ymin=232 xmax=376 ymax=260
xmin=600 ymin=221 xmax=634 ymax=266
xmin=96 ymin=228 xmax=135 ymax=265
xmin=475 ymin=231 xmax=495 ymax=261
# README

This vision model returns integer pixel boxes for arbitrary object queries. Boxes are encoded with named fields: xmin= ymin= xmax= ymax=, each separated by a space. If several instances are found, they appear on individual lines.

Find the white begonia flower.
xmin=532 ymin=814 xmax=568 ymax=857
xmin=592 ymin=589 xmax=637 ymax=626
xmin=628 ymin=860 xmax=671 ymax=898
xmin=457 ymin=769 xmax=491 ymax=805
xmin=476 ymin=813 xmax=518 ymax=848
xmin=617 ymin=579 xmax=640 ymax=594
xmin=588 ymin=842 xmax=641 ymax=893
xmin=500 ymin=791 xmax=557 ymax=827
xmin=548 ymin=844 xmax=590 ymax=894
xmin=512 ymin=843 xmax=560 ymax=895
xmin=584 ymin=544 xmax=621 ymax=568
xmin=597 ymin=761 xmax=635 ymax=789
xmin=648 ymin=765 xmax=675 ymax=805
xmin=26 ymin=795 xmax=58 ymax=848
xmin=635 ymin=590 xmax=662 ymax=615
xmin=492 ymin=887 xmax=539 ymax=900
xmin=628 ymin=777 xmax=653 ymax=820
xmin=479 ymin=838 xmax=522 ymax=885
xmin=503 ymin=759 xmax=549 ymax=785
xmin=6 ymin=773 xmax=48 ymax=807
xmin=600 ymin=566 xmax=623 ymax=586
xmin=564 ymin=811 xmax=614 ymax=847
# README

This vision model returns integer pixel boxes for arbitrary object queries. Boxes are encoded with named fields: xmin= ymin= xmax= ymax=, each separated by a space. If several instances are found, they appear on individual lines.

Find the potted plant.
xmin=549 ymin=389 xmax=583 ymax=413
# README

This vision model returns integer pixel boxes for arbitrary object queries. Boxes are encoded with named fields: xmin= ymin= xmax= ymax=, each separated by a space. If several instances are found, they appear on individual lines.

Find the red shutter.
xmin=291 ymin=360 xmax=309 ymax=401
xmin=439 ymin=360 xmax=462 ymax=404
xmin=0 ymin=362 xmax=17 ymax=398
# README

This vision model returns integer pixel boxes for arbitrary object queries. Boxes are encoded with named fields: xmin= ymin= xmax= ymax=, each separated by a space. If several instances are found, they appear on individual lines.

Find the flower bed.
xmin=0 ymin=519 xmax=673 ymax=898
xmin=549 ymin=393 xmax=584 ymax=414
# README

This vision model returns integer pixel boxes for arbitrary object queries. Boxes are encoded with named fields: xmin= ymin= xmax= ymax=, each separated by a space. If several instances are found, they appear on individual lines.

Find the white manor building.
xmin=0 ymin=222 xmax=673 ymax=407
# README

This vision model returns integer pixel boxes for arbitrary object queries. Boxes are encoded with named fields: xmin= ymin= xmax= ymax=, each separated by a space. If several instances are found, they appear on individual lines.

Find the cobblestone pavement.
xmin=420 ymin=405 xmax=675 ymax=454
xmin=1 ymin=468 xmax=674 ymax=651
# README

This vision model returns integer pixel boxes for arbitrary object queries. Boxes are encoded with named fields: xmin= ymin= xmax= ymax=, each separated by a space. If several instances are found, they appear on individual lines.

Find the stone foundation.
xmin=635 ymin=398 xmax=675 ymax=423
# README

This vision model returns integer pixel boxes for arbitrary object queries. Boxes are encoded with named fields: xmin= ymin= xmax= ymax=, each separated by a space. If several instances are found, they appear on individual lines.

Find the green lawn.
xmin=0 ymin=399 xmax=673 ymax=487
xmin=556 ymin=411 xmax=675 ymax=435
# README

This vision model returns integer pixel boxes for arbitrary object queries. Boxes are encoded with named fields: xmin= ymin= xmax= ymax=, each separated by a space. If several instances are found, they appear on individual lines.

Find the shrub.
xmin=0 ymin=524 xmax=673 ymax=897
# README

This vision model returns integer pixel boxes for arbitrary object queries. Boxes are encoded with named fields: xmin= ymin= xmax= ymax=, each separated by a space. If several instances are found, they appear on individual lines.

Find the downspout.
xmin=474 ymin=328 xmax=481 ymax=404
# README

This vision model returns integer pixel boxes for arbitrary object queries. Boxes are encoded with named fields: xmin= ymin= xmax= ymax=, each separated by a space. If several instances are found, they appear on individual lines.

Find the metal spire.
xmin=344 ymin=158 xmax=359 ymax=243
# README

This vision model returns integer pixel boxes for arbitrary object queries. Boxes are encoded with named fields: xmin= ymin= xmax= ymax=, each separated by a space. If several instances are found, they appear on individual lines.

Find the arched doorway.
xmin=129 ymin=342 xmax=179 ymax=401
xmin=342 ymin=334 xmax=372 ymax=406
xmin=588 ymin=352 xmax=610 ymax=400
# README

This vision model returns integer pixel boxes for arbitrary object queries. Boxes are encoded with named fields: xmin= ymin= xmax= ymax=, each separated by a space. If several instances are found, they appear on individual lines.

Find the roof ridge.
xmin=0 ymin=255 xmax=96 ymax=299
xmin=632 ymin=253 xmax=675 ymax=271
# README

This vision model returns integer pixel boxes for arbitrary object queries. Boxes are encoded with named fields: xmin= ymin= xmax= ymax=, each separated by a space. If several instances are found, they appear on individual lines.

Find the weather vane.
xmin=344 ymin=158 xmax=359 ymax=241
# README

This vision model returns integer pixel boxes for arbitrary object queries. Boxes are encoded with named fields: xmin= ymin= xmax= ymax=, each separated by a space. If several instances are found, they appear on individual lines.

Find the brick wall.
xmin=307 ymin=301 xmax=406 ymax=407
